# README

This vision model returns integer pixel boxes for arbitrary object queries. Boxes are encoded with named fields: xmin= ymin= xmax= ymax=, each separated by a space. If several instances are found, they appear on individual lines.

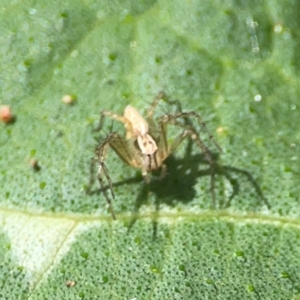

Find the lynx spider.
xmin=88 ymin=92 xmax=222 ymax=219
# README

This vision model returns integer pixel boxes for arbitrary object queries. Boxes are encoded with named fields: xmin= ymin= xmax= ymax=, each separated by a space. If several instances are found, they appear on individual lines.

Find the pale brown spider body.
xmin=88 ymin=92 xmax=221 ymax=219
xmin=122 ymin=105 xmax=162 ymax=173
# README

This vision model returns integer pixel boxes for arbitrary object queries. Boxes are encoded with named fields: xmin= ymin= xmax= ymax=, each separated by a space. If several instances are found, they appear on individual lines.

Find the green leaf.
xmin=1 ymin=0 xmax=300 ymax=299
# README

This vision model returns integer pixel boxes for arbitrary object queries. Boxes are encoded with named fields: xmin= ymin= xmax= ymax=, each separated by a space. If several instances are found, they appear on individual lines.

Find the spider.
xmin=88 ymin=92 xmax=222 ymax=219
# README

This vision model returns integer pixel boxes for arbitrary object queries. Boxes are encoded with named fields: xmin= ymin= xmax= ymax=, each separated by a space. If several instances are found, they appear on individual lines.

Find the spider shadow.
xmin=88 ymin=137 xmax=269 ymax=238
xmin=125 ymin=139 xmax=269 ymax=238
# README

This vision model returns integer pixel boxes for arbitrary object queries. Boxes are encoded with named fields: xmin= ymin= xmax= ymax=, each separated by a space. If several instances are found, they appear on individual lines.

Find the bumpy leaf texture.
xmin=0 ymin=0 xmax=300 ymax=299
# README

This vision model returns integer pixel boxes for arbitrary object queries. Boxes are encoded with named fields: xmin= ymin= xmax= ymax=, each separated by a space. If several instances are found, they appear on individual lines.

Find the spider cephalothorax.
xmin=88 ymin=92 xmax=221 ymax=219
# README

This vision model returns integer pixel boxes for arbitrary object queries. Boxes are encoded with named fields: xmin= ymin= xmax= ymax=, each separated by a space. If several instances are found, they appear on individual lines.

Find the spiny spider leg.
xmin=92 ymin=132 xmax=139 ymax=219
xmin=89 ymin=155 xmax=116 ymax=219
xmin=93 ymin=133 xmax=119 ymax=219
xmin=147 ymin=91 xmax=166 ymax=119
xmin=147 ymin=91 xmax=183 ymax=120
xmin=160 ymin=112 xmax=222 ymax=153
xmin=94 ymin=110 xmax=134 ymax=136
xmin=93 ymin=110 xmax=105 ymax=132
xmin=156 ymin=117 xmax=168 ymax=158
xmin=159 ymin=118 xmax=217 ymax=207
xmin=97 ymin=161 xmax=116 ymax=219
xmin=159 ymin=117 xmax=214 ymax=163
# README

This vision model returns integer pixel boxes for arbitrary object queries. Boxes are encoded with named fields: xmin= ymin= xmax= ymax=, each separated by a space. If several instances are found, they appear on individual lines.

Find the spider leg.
xmin=147 ymin=92 xmax=183 ymax=119
xmin=147 ymin=92 xmax=185 ymax=146
xmin=94 ymin=110 xmax=133 ymax=133
xmin=161 ymin=118 xmax=214 ymax=163
xmin=147 ymin=91 xmax=166 ymax=119
xmin=92 ymin=132 xmax=142 ymax=219
xmin=97 ymin=161 xmax=116 ymax=219
xmin=159 ymin=117 xmax=217 ymax=207
xmin=160 ymin=112 xmax=222 ymax=153
xmin=93 ymin=133 xmax=118 ymax=219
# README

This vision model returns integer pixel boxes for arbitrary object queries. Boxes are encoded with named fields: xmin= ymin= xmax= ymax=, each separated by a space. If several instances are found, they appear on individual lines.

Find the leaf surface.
xmin=1 ymin=0 xmax=300 ymax=299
